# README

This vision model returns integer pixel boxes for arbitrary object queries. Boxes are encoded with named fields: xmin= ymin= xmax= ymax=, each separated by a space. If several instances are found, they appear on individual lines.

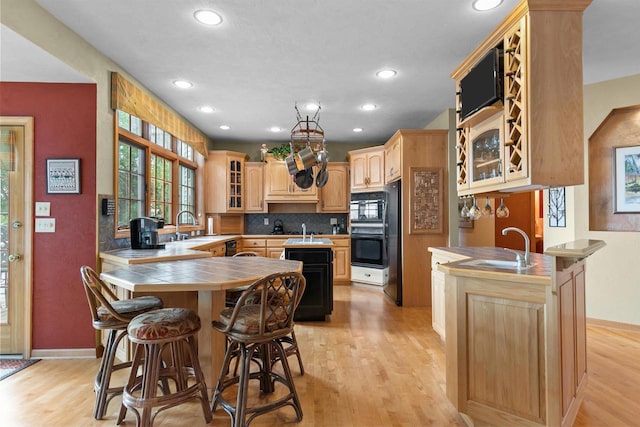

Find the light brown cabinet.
xmin=384 ymin=135 xmax=401 ymax=183
xmin=241 ymin=238 xmax=267 ymax=257
xmin=317 ymin=162 xmax=349 ymax=213
xmin=331 ymin=236 xmax=351 ymax=283
xmin=348 ymin=146 xmax=384 ymax=192
xmin=264 ymin=157 xmax=318 ymax=202
xmin=205 ymin=151 xmax=247 ymax=213
xmin=244 ymin=162 xmax=265 ymax=212
xmin=452 ymin=0 xmax=588 ymax=196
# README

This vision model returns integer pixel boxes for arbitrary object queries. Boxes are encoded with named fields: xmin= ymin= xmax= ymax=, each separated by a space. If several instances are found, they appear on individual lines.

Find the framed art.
xmin=548 ymin=187 xmax=566 ymax=227
xmin=409 ymin=167 xmax=443 ymax=234
xmin=614 ymin=145 xmax=640 ymax=213
xmin=46 ymin=158 xmax=81 ymax=194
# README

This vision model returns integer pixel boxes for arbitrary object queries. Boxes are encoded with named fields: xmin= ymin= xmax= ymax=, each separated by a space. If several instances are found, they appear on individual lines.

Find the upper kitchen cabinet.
xmin=245 ymin=162 xmax=266 ymax=213
xmin=348 ymin=146 xmax=384 ymax=192
xmin=452 ymin=0 xmax=590 ymax=196
xmin=384 ymin=135 xmax=401 ymax=183
xmin=317 ymin=162 xmax=350 ymax=213
xmin=264 ymin=156 xmax=318 ymax=202
xmin=205 ymin=150 xmax=248 ymax=213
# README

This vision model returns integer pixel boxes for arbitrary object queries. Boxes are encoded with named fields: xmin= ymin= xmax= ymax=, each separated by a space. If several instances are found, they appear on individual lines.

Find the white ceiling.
xmin=2 ymin=0 xmax=640 ymax=145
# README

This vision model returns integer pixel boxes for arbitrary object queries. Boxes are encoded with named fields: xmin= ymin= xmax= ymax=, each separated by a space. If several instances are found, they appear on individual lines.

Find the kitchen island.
xmin=99 ymin=255 xmax=303 ymax=386
xmin=436 ymin=240 xmax=605 ymax=427
xmin=283 ymin=238 xmax=334 ymax=321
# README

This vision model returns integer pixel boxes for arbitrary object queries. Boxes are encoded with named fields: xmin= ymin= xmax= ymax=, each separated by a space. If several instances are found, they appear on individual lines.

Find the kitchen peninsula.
xmin=435 ymin=240 xmax=605 ymax=427
xmin=99 ymin=246 xmax=302 ymax=385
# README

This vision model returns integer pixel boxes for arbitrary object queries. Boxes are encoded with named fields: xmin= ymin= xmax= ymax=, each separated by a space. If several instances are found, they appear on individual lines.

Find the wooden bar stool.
xmin=118 ymin=308 xmax=212 ymax=427
xmin=80 ymin=265 xmax=164 ymax=420
xmin=211 ymin=271 xmax=306 ymax=427
xmin=228 ymin=251 xmax=305 ymax=376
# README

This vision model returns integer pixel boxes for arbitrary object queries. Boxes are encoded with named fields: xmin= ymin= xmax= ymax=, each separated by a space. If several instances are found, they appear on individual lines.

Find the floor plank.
xmin=1 ymin=284 xmax=638 ymax=426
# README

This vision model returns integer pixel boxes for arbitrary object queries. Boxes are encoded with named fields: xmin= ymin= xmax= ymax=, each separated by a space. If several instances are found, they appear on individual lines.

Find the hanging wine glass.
xmin=482 ymin=197 xmax=493 ymax=216
xmin=460 ymin=198 xmax=470 ymax=218
xmin=496 ymin=197 xmax=510 ymax=218
xmin=469 ymin=196 xmax=482 ymax=220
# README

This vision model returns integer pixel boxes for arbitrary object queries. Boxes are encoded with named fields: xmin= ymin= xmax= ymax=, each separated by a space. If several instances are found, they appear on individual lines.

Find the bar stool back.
xmin=211 ymin=271 xmax=306 ymax=427
xmin=80 ymin=265 xmax=163 ymax=419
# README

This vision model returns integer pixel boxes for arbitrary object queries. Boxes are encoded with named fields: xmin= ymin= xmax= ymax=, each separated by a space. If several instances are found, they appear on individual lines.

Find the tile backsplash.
xmin=99 ymin=194 xmax=349 ymax=251
xmin=245 ymin=213 xmax=348 ymax=235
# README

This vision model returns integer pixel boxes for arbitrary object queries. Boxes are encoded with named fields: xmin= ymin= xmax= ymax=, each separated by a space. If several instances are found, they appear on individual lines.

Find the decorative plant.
xmin=266 ymin=143 xmax=291 ymax=160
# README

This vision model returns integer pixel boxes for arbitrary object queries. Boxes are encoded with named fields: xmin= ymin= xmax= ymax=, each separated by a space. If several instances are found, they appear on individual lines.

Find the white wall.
xmin=545 ymin=74 xmax=640 ymax=325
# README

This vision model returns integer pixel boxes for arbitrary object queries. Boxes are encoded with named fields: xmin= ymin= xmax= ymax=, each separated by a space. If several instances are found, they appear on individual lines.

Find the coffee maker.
xmin=130 ymin=217 xmax=165 ymax=249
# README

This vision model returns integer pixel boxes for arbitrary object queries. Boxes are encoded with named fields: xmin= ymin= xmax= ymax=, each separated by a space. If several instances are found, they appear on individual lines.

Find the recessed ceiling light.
xmin=269 ymin=126 xmax=282 ymax=132
xmin=361 ymin=104 xmax=377 ymax=111
xmin=305 ymin=103 xmax=319 ymax=111
xmin=376 ymin=69 xmax=397 ymax=79
xmin=219 ymin=125 xmax=230 ymax=130
xmin=472 ymin=0 xmax=502 ymax=11
xmin=199 ymin=106 xmax=214 ymax=113
xmin=194 ymin=10 xmax=223 ymax=25
xmin=173 ymin=80 xmax=193 ymax=89
xmin=353 ymin=128 xmax=364 ymax=133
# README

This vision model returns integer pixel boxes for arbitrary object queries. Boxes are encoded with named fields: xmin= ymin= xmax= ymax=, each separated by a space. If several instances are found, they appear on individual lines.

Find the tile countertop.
xmin=100 ymin=235 xmax=241 ymax=264
xmin=282 ymin=238 xmax=335 ymax=248
xmin=429 ymin=246 xmax=553 ymax=286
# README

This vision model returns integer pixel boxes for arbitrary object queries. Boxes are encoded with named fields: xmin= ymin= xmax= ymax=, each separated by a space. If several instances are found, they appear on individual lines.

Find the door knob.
xmin=8 ymin=253 xmax=21 ymax=262
xmin=12 ymin=221 xmax=22 ymax=229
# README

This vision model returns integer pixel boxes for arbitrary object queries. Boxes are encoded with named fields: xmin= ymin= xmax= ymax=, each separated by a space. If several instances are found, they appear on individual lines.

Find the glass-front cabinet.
xmin=205 ymin=150 xmax=247 ymax=213
xmin=469 ymin=112 xmax=504 ymax=189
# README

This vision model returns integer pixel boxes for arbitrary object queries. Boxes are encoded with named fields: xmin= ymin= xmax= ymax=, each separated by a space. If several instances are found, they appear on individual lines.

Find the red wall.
xmin=0 ymin=82 xmax=97 ymax=350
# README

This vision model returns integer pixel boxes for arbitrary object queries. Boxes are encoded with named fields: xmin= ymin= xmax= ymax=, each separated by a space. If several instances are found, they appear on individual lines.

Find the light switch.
xmin=330 ymin=218 xmax=338 ymax=225
xmin=35 ymin=218 xmax=56 ymax=233
xmin=263 ymin=218 xmax=269 ymax=225
xmin=35 ymin=202 xmax=51 ymax=216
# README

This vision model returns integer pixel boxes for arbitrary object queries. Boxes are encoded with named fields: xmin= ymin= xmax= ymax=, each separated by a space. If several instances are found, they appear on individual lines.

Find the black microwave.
xmin=350 ymin=191 xmax=386 ymax=224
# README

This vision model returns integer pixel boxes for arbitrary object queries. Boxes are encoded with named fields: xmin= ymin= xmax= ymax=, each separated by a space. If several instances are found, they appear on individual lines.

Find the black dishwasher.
xmin=285 ymin=247 xmax=333 ymax=321
xmin=224 ymin=240 xmax=237 ymax=256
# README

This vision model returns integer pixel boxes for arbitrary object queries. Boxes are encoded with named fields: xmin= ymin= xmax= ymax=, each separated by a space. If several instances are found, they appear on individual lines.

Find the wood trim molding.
xmin=587 ymin=317 xmax=640 ymax=333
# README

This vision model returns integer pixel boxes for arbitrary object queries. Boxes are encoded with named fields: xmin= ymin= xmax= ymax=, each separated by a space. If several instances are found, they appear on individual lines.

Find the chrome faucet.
xmin=176 ymin=210 xmax=196 ymax=240
xmin=501 ymin=227 xmax=530 ymax=268
xmin=301 ymin=223 xmax=306 ymax=242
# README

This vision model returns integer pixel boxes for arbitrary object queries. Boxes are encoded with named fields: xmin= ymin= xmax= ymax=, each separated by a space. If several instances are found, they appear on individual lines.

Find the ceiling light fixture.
xmin=472 ymin=0 xmax=503 ymax=11
xmin=270 ymin=126 xmax=282 ymax=132
xmin=361 ymin=104 xmax=377 ymax=111
xmin=219 ymin=125 xmax=230 ymax=130
xmin=173 ymin=80 xmax=193 ymax=89
xmin=199 ymin=106 xmax=214 ymax=113
xmin=194 ymin=10 xmax=223 ymax=25
xmin=353 ymin=128 xmax=364 ymax=133
xmin=376 ymin=69 xmax=397 ymax=79
xmin=305 ymin=103 xmax=319 ymax=111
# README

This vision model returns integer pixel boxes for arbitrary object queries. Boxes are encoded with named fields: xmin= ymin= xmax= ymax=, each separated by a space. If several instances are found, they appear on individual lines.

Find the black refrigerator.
xmin=383 ymin=180 xmax=402 ymax=306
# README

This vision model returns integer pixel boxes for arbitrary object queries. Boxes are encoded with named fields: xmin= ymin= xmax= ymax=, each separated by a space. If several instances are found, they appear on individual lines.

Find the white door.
xmin=0 ymin=117 xmax=33 ymax=357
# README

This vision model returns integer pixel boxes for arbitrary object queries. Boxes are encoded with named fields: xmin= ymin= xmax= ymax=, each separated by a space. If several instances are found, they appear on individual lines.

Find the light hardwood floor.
xmin=1 ymin=284 xmax=639 ymax=426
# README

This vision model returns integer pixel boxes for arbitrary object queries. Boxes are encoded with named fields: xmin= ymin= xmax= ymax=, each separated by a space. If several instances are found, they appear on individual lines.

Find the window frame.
xmin=114 ymin=112 xmax=201 ymax=239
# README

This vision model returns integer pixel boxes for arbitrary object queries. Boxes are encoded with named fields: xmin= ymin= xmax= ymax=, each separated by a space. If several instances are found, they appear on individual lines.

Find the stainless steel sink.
xmin=461 ymin=259 xmax=535 ymax=269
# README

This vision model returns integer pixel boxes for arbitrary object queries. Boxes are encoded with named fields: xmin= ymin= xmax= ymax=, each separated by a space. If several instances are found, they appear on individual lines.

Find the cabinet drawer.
xmin=243 ymin=238 xmax=266 ymax=248
xmin=266 ymin=239 xmax=286 ymax=248
xmin=351 ymin=266 xmax=388 ymax=286
xmin=330 ymin=238 xmax=350 ymax=247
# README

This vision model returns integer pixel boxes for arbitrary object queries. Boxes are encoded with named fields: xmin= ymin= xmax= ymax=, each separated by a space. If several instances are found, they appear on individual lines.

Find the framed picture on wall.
xmin=46 ymin=158 xmax=81 ymax=194
xmin=548 ymin=187 xmax=566 ymax=227
xmin=614 ymin=145 xmax=640 ymax=213
xmin=409 ymin=167 xmax=443 ymax=234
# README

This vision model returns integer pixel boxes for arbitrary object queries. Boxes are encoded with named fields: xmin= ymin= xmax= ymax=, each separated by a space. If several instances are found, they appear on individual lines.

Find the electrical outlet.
xmin=35 ymin=218 xmax=56 ymax=233
xmin=264 ymin=218 xmax=269 ymax=225
xmin=330 ymin=218 xmax=338 ymax=225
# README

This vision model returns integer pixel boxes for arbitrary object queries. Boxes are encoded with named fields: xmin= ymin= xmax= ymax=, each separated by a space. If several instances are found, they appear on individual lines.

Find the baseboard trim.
xmin=587 ymin=317 xmax=640 ymax=333
xmin=31 ymin=348 xmax=96 ymax=359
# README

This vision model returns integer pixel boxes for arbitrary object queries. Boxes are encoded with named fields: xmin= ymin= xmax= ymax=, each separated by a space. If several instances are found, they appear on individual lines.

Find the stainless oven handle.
xmin=350 ymin=223 xmax=385 ymax=228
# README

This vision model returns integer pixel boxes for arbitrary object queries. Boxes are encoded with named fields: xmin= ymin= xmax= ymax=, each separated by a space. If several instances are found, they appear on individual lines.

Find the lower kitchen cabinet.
xmin=285 ymin=247 xmax=333 ymax=321
xmin=331 ymin=236 xmax=350 ymax=283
